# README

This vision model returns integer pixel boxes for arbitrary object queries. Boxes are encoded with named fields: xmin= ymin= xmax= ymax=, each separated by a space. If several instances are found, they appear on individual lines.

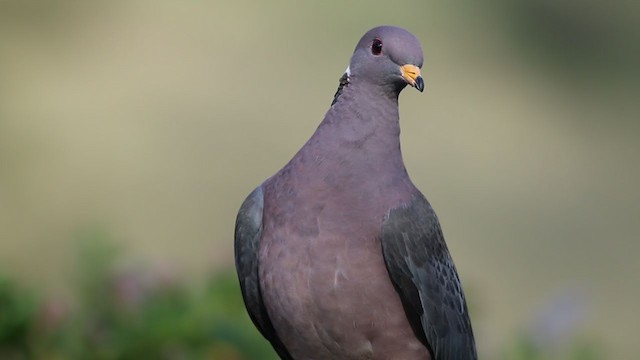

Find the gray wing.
xmin=380 ymin=193 xmax=477 ymax=360
xmin=234 ymin=187 xmax=293 ymax=360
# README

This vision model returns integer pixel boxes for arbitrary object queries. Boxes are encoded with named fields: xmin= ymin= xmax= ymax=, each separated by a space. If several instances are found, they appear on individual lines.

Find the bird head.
xmin=347 ymin=26 xmax=424 ymax=93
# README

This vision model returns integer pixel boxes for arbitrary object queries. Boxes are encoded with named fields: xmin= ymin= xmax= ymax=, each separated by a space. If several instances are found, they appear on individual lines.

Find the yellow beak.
xmin=401 ymin=64 xmax=424 ymax=92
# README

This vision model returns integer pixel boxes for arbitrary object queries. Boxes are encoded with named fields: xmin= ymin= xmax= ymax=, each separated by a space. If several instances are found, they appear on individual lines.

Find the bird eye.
xmin=371 ymin=38 xmax=383 ymax=55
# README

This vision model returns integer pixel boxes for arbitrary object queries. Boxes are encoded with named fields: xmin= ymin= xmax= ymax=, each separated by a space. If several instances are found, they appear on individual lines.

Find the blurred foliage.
xmin=0 ymin=231 xmax=602 ymax=359
xmin=0 ymin=231 xmax=277 ymax=360
xmin=501 ymin=333 xmax=603 ymax=360
xmin=0 ymin=278 xmax=37 ymax=358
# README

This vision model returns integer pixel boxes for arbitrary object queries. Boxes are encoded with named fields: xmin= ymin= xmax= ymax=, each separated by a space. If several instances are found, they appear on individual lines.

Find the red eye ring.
xmin=371 ymin=38 xmax=383 ymax=55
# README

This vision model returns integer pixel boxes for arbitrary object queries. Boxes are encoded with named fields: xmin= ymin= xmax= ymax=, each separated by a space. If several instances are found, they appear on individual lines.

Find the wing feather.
xmin=380 ymin=194 xmax=477 ymax=359
xmin=234 ymin=187 xmax=293 ymax=360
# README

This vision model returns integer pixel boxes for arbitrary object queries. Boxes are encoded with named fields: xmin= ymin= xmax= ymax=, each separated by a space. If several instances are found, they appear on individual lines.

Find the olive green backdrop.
xmin=1 ymin=1 xmax=638 ymax=358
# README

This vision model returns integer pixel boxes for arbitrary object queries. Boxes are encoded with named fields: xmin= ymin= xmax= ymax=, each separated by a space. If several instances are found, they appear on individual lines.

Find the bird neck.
xmin=307 ymin=80 xmax=407 ymax=173
xmin=326 ymin=80 xmax=400 ymax=144
xmin=271 ymin=81 xmax=415 ymax=206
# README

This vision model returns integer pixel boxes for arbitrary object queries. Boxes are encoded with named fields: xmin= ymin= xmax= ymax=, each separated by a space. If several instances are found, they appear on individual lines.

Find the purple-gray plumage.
xmin=235 ymin=25 xmax=476 ymax=360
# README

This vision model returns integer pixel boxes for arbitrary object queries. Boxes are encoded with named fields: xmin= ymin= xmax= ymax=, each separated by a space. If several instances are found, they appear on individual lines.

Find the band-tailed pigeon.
xmin=235 ymin=26 xmax=476 ymax=359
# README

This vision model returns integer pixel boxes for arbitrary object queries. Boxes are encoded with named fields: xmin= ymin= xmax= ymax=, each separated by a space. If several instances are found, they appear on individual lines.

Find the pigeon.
xmin=235 ymin=25 xmax=476 ymax=360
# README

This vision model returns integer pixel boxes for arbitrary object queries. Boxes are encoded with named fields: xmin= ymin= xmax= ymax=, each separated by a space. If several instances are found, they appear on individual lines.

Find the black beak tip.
xmin=415 ymin=76 xmax=424 ymax=92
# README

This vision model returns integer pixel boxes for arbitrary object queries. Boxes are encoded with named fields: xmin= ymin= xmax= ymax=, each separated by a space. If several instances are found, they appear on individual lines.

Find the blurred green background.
xmin=1 ymin=1 xmax=638 ymax=359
